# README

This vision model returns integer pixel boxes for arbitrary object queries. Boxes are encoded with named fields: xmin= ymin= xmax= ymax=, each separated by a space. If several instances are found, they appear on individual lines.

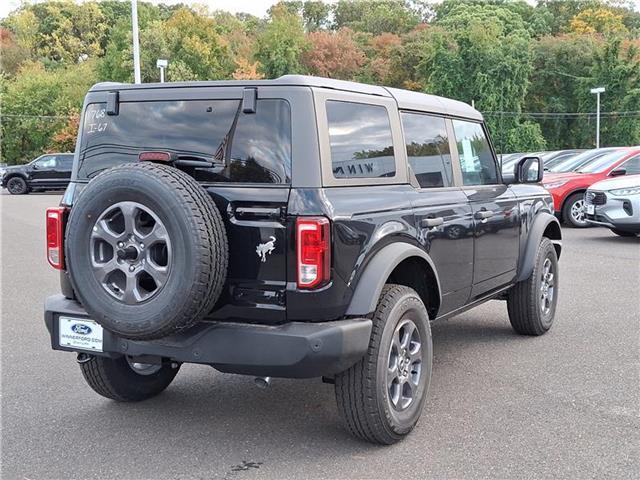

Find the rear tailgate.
xmin=74 ymin=86 xmax=293 ymax=324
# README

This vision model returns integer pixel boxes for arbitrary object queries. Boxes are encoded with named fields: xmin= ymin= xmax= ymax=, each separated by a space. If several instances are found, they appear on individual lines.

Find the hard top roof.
xmin=90 ymin=74 xmax=483 ymax=121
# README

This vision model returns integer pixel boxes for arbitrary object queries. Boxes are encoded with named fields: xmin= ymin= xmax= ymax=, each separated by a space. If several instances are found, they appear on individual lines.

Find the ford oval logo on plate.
xmin=71 ymin=323 xmax=92 ymax=335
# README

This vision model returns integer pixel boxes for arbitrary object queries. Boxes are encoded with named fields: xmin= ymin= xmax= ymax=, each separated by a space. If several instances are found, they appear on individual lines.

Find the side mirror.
xmin=610 ymin=168 xmax=626 ymax=177
xmin=511 ymin=156 xmax=543 ymax=184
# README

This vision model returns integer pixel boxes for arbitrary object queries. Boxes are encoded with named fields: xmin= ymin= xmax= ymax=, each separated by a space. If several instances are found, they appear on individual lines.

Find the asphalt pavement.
xmin=1 ymin=192 xmax=639 ymax=479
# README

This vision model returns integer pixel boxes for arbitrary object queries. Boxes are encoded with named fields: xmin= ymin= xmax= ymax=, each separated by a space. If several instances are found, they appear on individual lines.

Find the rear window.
xmin=326 ymin=100 xmax=395 ymax=179
xmin=78 ymin=99 xmax=291 ymax=183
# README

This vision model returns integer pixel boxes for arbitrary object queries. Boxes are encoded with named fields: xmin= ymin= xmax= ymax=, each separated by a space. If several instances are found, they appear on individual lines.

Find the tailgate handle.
xmin=234 ymin=206 xmax=282 ymax=218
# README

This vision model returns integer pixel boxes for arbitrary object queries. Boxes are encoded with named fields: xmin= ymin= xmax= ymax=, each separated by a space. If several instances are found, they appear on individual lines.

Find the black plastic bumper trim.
xmin=44 ymin=295 xmax=372 ymax=378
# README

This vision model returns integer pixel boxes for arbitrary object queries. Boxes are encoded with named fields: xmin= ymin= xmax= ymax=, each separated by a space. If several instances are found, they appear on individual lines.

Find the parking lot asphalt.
xmin=1 ymin=192 xmax=639 ymax=480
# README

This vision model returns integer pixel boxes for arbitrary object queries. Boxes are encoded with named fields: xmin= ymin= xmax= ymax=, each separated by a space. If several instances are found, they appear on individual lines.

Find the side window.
xmin=452 ymin=120 xmax=498 ymax=186
xmin=620 ymin=155 xmax=640 ymax=175
xmin=36 ymin=156 xmax=56 ymax=169
xmin=400 ymin=112 xmax=453 ymax=188
xmin=327 ymin=100 xmax=395 ymax=179
xmin=58 ymin=156 xmax=74 ymax=169
xmin=226 ymin=99 xmax=292 ymax=183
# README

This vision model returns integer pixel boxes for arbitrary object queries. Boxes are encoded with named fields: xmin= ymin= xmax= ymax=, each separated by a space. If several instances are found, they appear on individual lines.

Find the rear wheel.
xmin=79 ymin=355 xmax=179 ymax=402
xmin=610 ymin=229 xmax=638 ymax=237
xmin=335 ymin=285 xmax=432 ymax=444
xmin=562 ymin=193 xmax=588 ymax=228
xmin=7 ymin=177 xmax=28 ymax=195
xmin=507 ymin=237 xmax=558 ymax=335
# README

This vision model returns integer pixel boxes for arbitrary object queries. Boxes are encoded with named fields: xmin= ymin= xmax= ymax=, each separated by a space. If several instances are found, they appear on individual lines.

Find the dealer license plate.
xmin=58 ymin=317 xmax=103 ymax=352
xmin=586 ymin=204 xmax=595 ymax=215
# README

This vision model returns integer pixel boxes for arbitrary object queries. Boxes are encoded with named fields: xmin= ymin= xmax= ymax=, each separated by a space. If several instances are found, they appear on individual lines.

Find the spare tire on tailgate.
xmin=66 ymin=162 xmax=228 ymax=340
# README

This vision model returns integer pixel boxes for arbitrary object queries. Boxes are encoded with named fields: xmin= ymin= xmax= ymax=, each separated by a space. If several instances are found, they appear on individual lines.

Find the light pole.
xmin=156 ymin=59 xmax=168 ymax=83
xmin=590 ymin=87 xmax=605 ymax=148
xmin=131 ymin=0 xmax=141 ymax=84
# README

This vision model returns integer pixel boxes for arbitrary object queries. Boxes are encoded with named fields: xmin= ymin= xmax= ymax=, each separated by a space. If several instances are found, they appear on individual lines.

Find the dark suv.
xmin=44 ymin=76 xmax=561 ymax=444
xmin=2 ymin=153 xmax=73 ymax=194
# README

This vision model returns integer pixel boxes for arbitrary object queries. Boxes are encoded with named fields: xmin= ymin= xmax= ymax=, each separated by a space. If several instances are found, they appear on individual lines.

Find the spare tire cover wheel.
xmin=65 ymin=162 xmax=228 ymax=340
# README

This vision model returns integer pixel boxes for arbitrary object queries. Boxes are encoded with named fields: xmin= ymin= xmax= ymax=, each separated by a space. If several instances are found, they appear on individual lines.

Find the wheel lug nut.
xmin=117 ymin=242 xmax=124 ymax=248
xmin=129 ymin=266 xmax=135 ymax=272
xmin=140 ymin=243 xmax=144 ymax=249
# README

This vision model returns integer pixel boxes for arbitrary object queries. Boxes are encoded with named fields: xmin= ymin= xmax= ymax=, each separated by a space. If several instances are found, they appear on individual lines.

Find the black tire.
xmin=66 ymin=162 xmax=228 ymax=340
xmin=562 ymin=192 xmax=588 ymax=228
xmin=6 ymin=176 xmax=28 ymax=195
xmin=507 ymin=237 xmax=559 ymax=335
xmin=80 ymin=355 xmax=179 ymax=401
xmin=610 ymin=228 xmax=638 ymax=238
xmin=335 ymin=285 xmax=433 ymax=445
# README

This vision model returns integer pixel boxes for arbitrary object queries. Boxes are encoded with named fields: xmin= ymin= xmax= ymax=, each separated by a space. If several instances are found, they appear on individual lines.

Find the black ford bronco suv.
xmin=44 ymin=76 xmax=561 ymax=444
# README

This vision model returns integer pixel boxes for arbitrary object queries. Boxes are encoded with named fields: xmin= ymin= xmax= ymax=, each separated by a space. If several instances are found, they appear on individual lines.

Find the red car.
xmin=543 ymin=147 xmax=640 ymax=227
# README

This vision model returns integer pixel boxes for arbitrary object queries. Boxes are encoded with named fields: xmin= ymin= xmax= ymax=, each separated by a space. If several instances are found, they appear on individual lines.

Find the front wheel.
xmin=507 ymin=237 xmax=559 ymax=335
xmin=6 ymin=177 xmax=28 ymax=195
xmin=79 ymin=355 xmax=180 ymax=401
xmin=562 ymin=193 xmax=589 ymax=228
xmin=335 ymin=285 xmax=433 ymax=444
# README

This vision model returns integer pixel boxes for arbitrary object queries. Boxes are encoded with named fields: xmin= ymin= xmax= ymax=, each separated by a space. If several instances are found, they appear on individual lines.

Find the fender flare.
xmin=3 ymin=172 xmax=28 ymax=182
xmin=345 ymin=242 xmax=442 ymax=316
xmin=516 ymin=212 xmax=562 ymax=282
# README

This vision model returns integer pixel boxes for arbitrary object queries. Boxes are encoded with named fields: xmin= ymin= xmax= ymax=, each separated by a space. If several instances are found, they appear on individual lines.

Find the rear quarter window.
xmin=326 ymin=100 xmax=395 ymax=179
xmin=78 ymin=99 xmax=291 ymax=184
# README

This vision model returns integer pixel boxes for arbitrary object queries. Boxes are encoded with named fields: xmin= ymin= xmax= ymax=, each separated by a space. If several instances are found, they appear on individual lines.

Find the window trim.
xmin=449 ymin=118 xmax=503 ymax=188
xmin=398 ymin=110 xmax=458 ymax=190
xmin=314 ymin=89 xmax=408 ymax=187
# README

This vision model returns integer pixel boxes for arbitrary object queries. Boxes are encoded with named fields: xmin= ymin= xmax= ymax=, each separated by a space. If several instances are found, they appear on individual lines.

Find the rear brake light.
xmin=46 ymin=207 xmax=67 ymax=269
xmin=296 ymin=217 xmax=331 ymax=289
xmin=138 ymin=151 xmax=172 ymax=162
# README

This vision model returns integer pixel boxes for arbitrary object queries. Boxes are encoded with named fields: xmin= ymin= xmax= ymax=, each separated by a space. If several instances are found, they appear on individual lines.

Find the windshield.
xmin=547 ymin=149 xmax=613 ymax=173
xmin=576 ymin=150 xmax=631 ymax=173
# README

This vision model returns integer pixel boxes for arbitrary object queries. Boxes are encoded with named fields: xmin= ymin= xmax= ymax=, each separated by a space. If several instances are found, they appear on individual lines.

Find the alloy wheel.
xmin=570 ymin=199 xmax=587 ymax=225
xmin=540 ymin=257 xmax=555 ymax=316
xmin=387 ymin=318 xmax=423 ymax=411
xmin=90 ymin=201 xmax=172 ymax=305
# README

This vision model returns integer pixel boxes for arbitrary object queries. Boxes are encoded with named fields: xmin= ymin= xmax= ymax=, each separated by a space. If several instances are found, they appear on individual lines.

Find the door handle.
xmin=421 ymin=217 xmax=444 ymax=228
xmin=474 ymin=210 xmax=494 ymax=220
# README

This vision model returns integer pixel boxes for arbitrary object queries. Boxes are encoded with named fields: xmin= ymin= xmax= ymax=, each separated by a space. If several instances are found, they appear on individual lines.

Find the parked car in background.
xmin=1 ymin=153 xmax=74 ymax=194
xmin=501 ymin=150 xmax=582 ymax=176
xmin=585 ymin=174 xmax=640 ymax=237
xmin=544 ymin=147 xmax=640 ymax=227
xmin=540 ymin=149 xmax=585 ymax=171
xmin=545 ymin=147 xmax=620 ymax=174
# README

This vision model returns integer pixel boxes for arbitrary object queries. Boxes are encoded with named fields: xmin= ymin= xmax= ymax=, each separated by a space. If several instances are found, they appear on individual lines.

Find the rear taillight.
xmin=296 ymin=217 xmax=331 ymax=289
xmin=46 ymin=207 xmax=67 ymax=269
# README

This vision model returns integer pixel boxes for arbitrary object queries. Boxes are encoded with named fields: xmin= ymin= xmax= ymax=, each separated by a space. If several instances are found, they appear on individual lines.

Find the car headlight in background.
xmin=609 ymin=187 xmax=640 ymax=196
xmin=543 ymin=180 xmax=568 ymax=189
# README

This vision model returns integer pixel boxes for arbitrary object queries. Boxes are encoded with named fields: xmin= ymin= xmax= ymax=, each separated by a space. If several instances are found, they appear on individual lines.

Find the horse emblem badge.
xmin=256 ymin=236 xmax=276 ymax=263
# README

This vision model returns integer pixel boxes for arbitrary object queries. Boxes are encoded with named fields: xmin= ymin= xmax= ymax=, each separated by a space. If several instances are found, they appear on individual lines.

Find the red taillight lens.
xmin=46 ymin=207 xmax=67 ymax=269
xmin=296 ymin=217 xmax=331 ymax=289
xmin=138 ymin=151 xmax=172 ymax=162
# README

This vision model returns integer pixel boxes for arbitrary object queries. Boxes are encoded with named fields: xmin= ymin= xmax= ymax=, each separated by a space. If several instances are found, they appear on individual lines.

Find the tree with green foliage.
xmin=1 ymin=60 xmax=98 ymax=164
xmin=255 ymin=4 xmax=308 ymax=78
xmin=416 ymin=3 xmax=535 ymax=151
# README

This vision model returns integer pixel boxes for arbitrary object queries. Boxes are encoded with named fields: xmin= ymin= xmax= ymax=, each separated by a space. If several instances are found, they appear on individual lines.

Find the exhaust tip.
xmin=254 ymin=376 xmax=271 ymax=389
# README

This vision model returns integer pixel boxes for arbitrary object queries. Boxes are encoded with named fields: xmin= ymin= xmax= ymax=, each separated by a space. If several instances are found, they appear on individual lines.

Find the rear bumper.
xmin=44 ymin=295 xmax=372 ymax=378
